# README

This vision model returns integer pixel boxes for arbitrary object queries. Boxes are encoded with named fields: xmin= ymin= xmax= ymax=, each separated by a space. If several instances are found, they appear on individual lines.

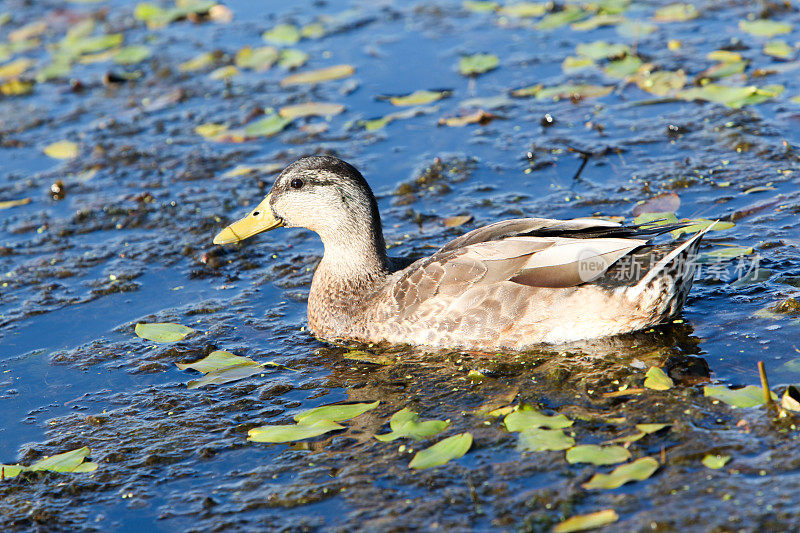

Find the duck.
xmin=213 ymin=155 xmax=711 ymax=350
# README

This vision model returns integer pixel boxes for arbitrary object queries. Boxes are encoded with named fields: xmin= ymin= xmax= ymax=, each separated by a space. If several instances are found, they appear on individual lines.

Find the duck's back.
xmin=338 ymin=217 xmax=706 ymax=350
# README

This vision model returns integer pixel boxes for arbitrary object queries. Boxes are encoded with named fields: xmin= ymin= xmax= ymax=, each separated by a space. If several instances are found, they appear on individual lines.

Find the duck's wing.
xmin=389 ymin=218 xmax=688 ymax=316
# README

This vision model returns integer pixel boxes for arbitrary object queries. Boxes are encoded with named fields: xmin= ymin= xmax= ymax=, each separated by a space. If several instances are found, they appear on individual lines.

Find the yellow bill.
xmin=213 ymin=193 xmax=284 ymax=245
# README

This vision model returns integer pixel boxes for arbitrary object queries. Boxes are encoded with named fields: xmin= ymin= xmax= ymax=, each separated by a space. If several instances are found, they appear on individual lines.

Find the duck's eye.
xmin=290 ymin=178 xmax=304 ymax=189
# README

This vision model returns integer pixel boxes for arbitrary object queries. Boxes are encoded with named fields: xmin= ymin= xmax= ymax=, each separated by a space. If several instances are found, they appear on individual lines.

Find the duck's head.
xmin=213 ymin=156 xmax=385 ymax=254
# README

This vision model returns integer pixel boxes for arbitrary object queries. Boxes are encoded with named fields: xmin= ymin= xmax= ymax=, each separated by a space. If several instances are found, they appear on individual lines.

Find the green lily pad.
xmin=43 ymin=140 xmax=79 ymax=159
xmin=553 ymin=509 xmax=619 ymax=533
xmin=616 ymin=20 xmax=657 ymax=38
xmin=280 ymin=64 xmax=355 ymax=86
xmin=536 ymin=7 xmax=587 ymax=29
xmin=235 ymin=46 xmax=279 ymax=71
xmin=244 ymin=113 xmax=292 ymax=137
xmin=582 ymin=457 xmax=659 ymax=490
xmin=739 ymin=19 xmax=792 ymax=38
xmin=607 ymin=423 xmax=670 ymax=444
xmin=677 ymin=83 xmax=784 ymax=108
xmin=179 ymin=52 xmax=218 ymax=72
xmin=209 ymin=65 xmax=238 ymax=80
xmin=458 ymin=53 xmax=499 ymax=76
xmin=535 ymin=84 xmax=614 ymax=100
xmin=562 ymin=56 xmax=595 ymax=72
xmin=702 ymin=454 xmax=730 ymax=469
xmin=114 ymin=45 xmax=151 ymax=65
xmin=763 ymin=40 xmax=794 ymax=59
xmin=247 ymin=419 xmax=344 ymax=443
xmin=278 ymin=49 xmax=309 ymax=69
xmin=294 ymin=401 xmax=380 ymax=425
xmin=634 ymin=212 xmax=679 ymax=226
xmin=1 ymin=447 xmax=98 ymax=479
xmin=576 ymin=41 xmax=629 ymax=60
xmin=342 ymin=350 xmax=397 ymax=365
xmin=696 ymin=246 xmax=754 ymax=263
xmin=707 ymin=50 xmax=742 ymax=62
xmin=504 ymin=404 xmax=573 ymax=432
xmin=278 ymin=102 xmax=344 ymax=119
xmin=498 ymin=2 xmax=548 ymax=18
xmin=644 ymin=367 xmax=674 ymax=391
xmin=635 ymin=69 xmax=687 ymax=95
xmin=671 ymin=218 xmax=734 ymax=238
xmin=262 ymin=23 xmax=301 ymax=45
xmin=517 ymin=429 xmax=575 ymax=452
xmin=700 ymin=60 xmax=747 ymax=80
xmin=388 ymin=90 xmax=450 ymax=106
xmin=605 ymin=55 xmax=642 ymax=78
xmin=134 ymin=322 xmax=194 ymax=343
xmin=704 ymin=385 xmax=777 ymax=408
xmin=573 ymin=14 xmax=626 ymax=31
xmin=375 ymin=408 xmax=449 ymax=441
xmin=566 ymin=445 xmax=631 ymax=465
xmin=653 ymin=3 xmax=698 ymax=22
xmin=463 ymin=1 xmax=499 ymax=13
xmin=175 ymin=350 xmax=277 ymax=389
xmin=408 ymin=432 xmax=472 ymax=469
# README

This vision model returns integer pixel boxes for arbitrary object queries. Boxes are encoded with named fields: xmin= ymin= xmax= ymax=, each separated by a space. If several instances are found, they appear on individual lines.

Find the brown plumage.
xmin=213 ymin=156 xmax=711 ymax=350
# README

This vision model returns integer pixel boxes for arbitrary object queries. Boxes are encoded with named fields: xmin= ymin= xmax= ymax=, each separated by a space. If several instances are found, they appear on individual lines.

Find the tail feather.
xmin=627 ymin=221 xmax=717 ymax=299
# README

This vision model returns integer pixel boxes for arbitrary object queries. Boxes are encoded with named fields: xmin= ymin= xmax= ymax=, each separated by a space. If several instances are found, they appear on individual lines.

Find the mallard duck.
xmin=213 ymin=156 xmax=711 ymax=350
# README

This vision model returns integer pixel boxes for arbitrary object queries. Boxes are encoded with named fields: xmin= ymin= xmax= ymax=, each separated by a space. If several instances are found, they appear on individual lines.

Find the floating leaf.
xmin=644 ymin=367 xmax=674 ymax=391
xmin=576 ymin=41 xmax=629 ymax=60
xmin=221 ymin=163 xmax=283 ymax=178
xmin=262 ymin=23 xmax=301 ymax=45
xmin=375 ymin=408 xmax=449 ymax=442
xmin=604 ymin=55 xmax=642 ymax=78
xmin=358 ymin=106 xmax=437 ymax=131
xmin=1 ymin=447 xmax=98 ymax=479
xmin=573 ymin=14 xmax=626 ymax=31
xmin=553 ymin=510 xmax=619 ymax=533
xmin=460 ymin=95 xmax=514 ymax=109
xmin=43 ymin=140 xmax=79 ymax=159
xmin=562 ymin=56 xmax=595 ymax=72
xmin=517 ymin=428 xmax=575 ymax=452
xmin=0 ymin=79 xmax=34 ymax=95
xmin=389 ymin=90 xmax=450 ymax=106
xmin=498 ymin=2 xmax=547 ymax=17
xmin=195 ymin=123 xmax=228 ymax=139
xmin=463 ymin=1 xmax=499 ymax=13
xmin=616 ymin=20 xmax=657 ymax=38
xmin=566 ymin=445 xmax=631 ymax=465
xmin=244 ymin=113 xmax=292 ymax=137
xmin=696 ymin=246 xmax=754 ymax=263
xmin=176 ymin=350 xmax=259 ymax=373
xmin=0 ymin=198 xmax=31 ymax=209
xmin=458 ymin=53 xmax=499 ymax=76
xmin=582 ymin=457 xmax=659 ymax=490
xmin=534 ymin=84 xmax=613 ymax=100
xmin=408 ymin=433 xmax=472 ymax=469
xmin=702 ymin=454 xmax=730 ymax=469
xmin=607 ymin=423 xmax=670 ymax=444
xmin=280 ymin=64 xmax=354 ymax=86
xmin=439 ymin=109 xmax=497 ymax=127
xmin=700 ymin=60 xmax=747 ymax=80
xmin=35 ymin=59 xmax=73 ymax=82
xmin=443 ymin=215 xmax=473 ymax=227
xmin=294 ymin=401 xmax=380 ymax=425
xmin=209 ymin=65 xmax=238 ymax=80
xmin=536 ymin=7 xmax=587 ymax=29
xmin=235 ymin=46 xmax=278 ymax=71
xmin=301 ymin=22 xmax=326 ymax=39
xmin=278 ymin=102 xmax=344 ymax=119
xmin=704 ymin=385 xmax=777 ymax=408
xmin=247 ymin=419 xmax=344 ymax=443
xmin=62 ymin=34 xmax=123 ymax=56
xmin=134 ymin=322 xmax=194 ymax=343
xmin=635 ymin=69 xmax=687 ymax=95
xmin=634 ymin=212 xmax=679 ymax=226
xmin=278 ymin=48 xmax=309 ymax=69
xmin=0 ymin=58 xmax=33 ymax=79
xmin=763 ymin=40 xmax=793 ymax=59
xmin=707 ymin=50 xmax=742 ymax=62
xmin=677 ymin=83 xmax=784 ymax=108
xmin=8 ymin=20 xmax=47 ymax=43
xmin=504 ymin=404 xmax=573 ymax=432
xmin=632 ymin=192 xmax=680 ymax=216
xmin=653 ymin=3 xmax=698 ymax=22
xmin=739 ymin=19 xmax=792 ymax=38
xmin=179 ymin=52 xmax=217 ymax=71
xmin=114 ymin=45 xmax=151 ymax=65
xmin=670 ymin=218 xmax=733 ymax=238
xmin=781 ymin=385 xmax=800 ymax=412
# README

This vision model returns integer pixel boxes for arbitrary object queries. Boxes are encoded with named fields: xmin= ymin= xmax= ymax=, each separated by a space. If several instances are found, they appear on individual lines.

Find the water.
xmin=1 ymin=0 xmax=800 ymax=530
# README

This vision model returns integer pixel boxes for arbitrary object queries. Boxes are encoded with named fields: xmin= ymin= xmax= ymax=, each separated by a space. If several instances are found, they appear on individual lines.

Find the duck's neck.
xmin=307 ymin=218 xmax=391 ymax=337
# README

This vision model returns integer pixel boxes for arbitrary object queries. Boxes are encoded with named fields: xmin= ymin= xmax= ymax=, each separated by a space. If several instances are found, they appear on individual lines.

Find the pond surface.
xmin=1 ymin=0 xmax=800 ymax=530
